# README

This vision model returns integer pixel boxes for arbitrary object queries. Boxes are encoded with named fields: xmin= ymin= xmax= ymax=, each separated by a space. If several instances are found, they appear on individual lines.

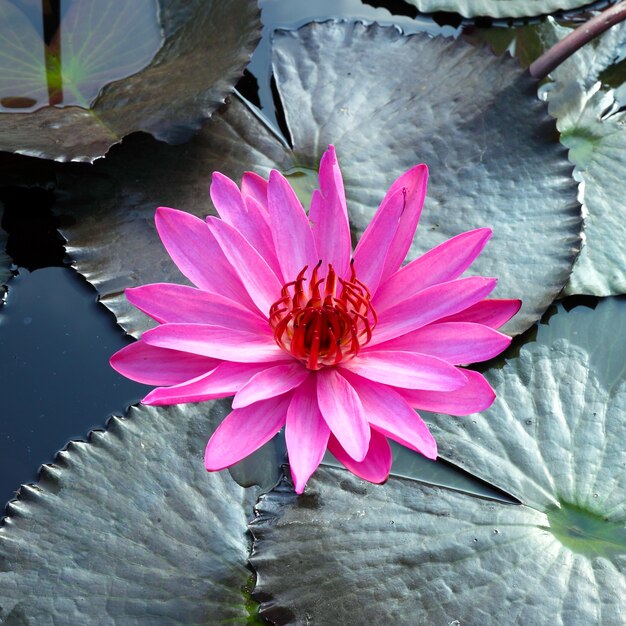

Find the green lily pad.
xmin=249 ymin=298 xmax=626 ymax=624
xmin=0 ymin=402 xmax=260 ymax=624
xmin=401 ymin=0 xmax=591 ymax=18
xmin=55 ymin=22 xmax=580 ymax=338
xmin=538 ymin=20 xmax=626 ymax=297
xmin=0 ymin=0 xmax=261 ymax=162
xmin=466 ymin=18 xmax=626 ymax=297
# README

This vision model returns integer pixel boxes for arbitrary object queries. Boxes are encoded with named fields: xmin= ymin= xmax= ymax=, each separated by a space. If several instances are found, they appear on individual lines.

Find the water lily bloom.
xmin=111 ymin=146 xmax=520 ymax=493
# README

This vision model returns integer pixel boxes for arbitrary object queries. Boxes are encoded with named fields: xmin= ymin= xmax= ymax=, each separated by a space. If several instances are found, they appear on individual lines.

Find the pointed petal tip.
xmin=423 ymin=439 xmax=438 ymax=460
xmin=141 ymin=389 xmax=174 ymax=406
xmin=406 ymin=162 xmax=429 ymax=182
xmin=154 ymin=206 xmax=180 ymax=221
xmin=470 ymin=226 xmax=493 ymax=242
xmin=204 ymin=441 xmax=229 ymax=472
xmin=323 ymin=144 xmax=337 ymax=161
xmin=291 ymin=470 xmax=308 ymax=494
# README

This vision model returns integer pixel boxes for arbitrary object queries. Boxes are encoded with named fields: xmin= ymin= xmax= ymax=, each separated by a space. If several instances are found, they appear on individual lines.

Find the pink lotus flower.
xmin=111 ymin=146 xmax=520 ymax=493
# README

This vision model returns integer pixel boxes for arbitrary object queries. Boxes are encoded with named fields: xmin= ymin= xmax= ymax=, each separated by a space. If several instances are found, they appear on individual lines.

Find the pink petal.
xmin=154 ymin=207 xmax=252 ymax=306
xmin=369 ymin=276 xmax=498 ymax=346
xmin=373 ymin=322 xmax=512 ymax=365
xmin=242 ymin=196 xmax=283 ymax=278
xmin=397 ymin=369 xmax=496 ymax=415
xmin=438 ymin=298 xmax=522 ymax=329
xmin=309 ymin=145 xmax=351 ymax=278
xmin=110 ymin=340 xmax=218 ymax=386
xmin=206 ymin=216 xmax=282 ymax=316
xmin=141 ymin=323 xmax=285 ymax=362
xmin=126 ymin=283 xmax=269 ymax=333
xmin=342 ymin=372 xmax=436 ymax=459
xmin=267 ymin=170 xmax=318 ymax=281
xmin=374 ymin=228 xmax=492 ymax=310
xmin=143 ymin=361 xmax=278 ymax=405
xmin=285 ymin=375 xmax=331 ymax=494
xmin=327 ymin=430 xmax=392 ymax=484
xmin=340 ymin=350 xmax=467 ymax=391
xmin=232 ymin=362 xmax=309 ymax=409
xmin=316 ymin=368 xmax=370 ymax=462
xmin=210 ymin=173 xmax=280 ymax=275
xmin=379 ymin=164 xmax=429 ymax=282
xmin=204 ymin=395 xmax=290 ymax=471
xmin=352 ymin=186 xmax=406 ymax=293
xmin=241 ymin=171 xmax=269 ymax=211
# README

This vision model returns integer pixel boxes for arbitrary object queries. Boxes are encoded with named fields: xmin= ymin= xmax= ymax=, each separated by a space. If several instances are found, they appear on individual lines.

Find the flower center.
xmin=269 ymin=261 xmax=377 ymax=370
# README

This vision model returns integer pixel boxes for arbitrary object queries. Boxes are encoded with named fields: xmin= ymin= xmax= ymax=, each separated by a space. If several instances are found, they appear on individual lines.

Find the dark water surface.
xmin=0 ymin=267 xmax=148 ymax=508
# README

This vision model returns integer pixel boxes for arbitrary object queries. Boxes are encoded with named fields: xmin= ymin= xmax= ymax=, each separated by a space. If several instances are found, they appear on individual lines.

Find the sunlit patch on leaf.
xmin=0 ymin=403 xmax=259 ymax=624
xmin=0 ymin=0 xmax=161 ymax=112
xmin=0 ymin=0 xmax=261 ymax=161
xmin=249 ymin=298 xmax=626 ymax=624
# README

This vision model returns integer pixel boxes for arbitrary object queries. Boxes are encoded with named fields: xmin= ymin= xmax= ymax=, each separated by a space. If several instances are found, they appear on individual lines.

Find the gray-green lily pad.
xmin=0 ymin=402 xmax=260 ymax=624
xmin=0 ymin=0 xmax=261 ymax=162
xmin=538 ymin=19 xmax=626 ymax=297
xmin=466 ymin=18 xmax=626 ymax=297
xmin=54 ymin=22 xmax=580 ymax=338
xmin=249 ymin=298 xmax=626 ymax=624
xmin=401 ymin=0 xmax=592 ymax=18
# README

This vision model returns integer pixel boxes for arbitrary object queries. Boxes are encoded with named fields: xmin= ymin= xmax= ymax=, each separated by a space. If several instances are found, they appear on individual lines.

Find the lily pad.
xmin=249 ymin=298 xmax=626 ymax=624
xmin=0 ymin=402 xmax=260 ymax=624
xmin=466 ymin=18 xmax=626 ymax=297
xmin=400 ymin=0 xmax=592 ymax=19
xmin=538 ymin=19 xmax=626 ymax=297
xmin=0 ymin=0 xmax=261 ymax=162
xmin=55 ymin=22 xmax=580 ymax=338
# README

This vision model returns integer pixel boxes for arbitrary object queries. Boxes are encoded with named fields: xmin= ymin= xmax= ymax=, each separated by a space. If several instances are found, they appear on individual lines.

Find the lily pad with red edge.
xmin=54 ymin=22 xmax=580 ymax=339
xmin=249 ymin=298 xmax=626 ymax=625
xmin=0 ymin=0 xmax=261 ymax=162
xmin=0 ymin=402 xmax=260 ymax=624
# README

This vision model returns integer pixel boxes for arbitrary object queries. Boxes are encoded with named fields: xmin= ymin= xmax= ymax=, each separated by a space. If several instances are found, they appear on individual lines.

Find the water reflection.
xmin=0 ymin=0 xmax=162 ymax=112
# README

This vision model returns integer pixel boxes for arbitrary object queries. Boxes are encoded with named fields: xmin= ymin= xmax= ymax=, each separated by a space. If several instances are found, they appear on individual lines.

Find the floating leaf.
xmin=539 ymin=20 xmax=626 ymax=297
xmin=250 ymin=298 xmax=626 ymax=624
xmin=55 ymin=22 xmax=580 ymax=338
xmin=0 ymin=0 xmax=261 ymax=161
xmin=0 ymin=403 xmax=259 ymax=623
xmin=400 ymin=0 xmax=592 ymax=19
xmin=466 ymin=18 xmax=626 ymax=297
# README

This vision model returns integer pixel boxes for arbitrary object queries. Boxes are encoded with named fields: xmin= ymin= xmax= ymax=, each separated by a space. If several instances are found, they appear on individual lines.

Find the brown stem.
xmin=529 ymin=1 xmax=626 ymax=80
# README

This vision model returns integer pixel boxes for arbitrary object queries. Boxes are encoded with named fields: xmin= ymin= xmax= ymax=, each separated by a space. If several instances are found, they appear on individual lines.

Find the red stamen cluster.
xmin=269 ymin=261 xmax=377 ymax=370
